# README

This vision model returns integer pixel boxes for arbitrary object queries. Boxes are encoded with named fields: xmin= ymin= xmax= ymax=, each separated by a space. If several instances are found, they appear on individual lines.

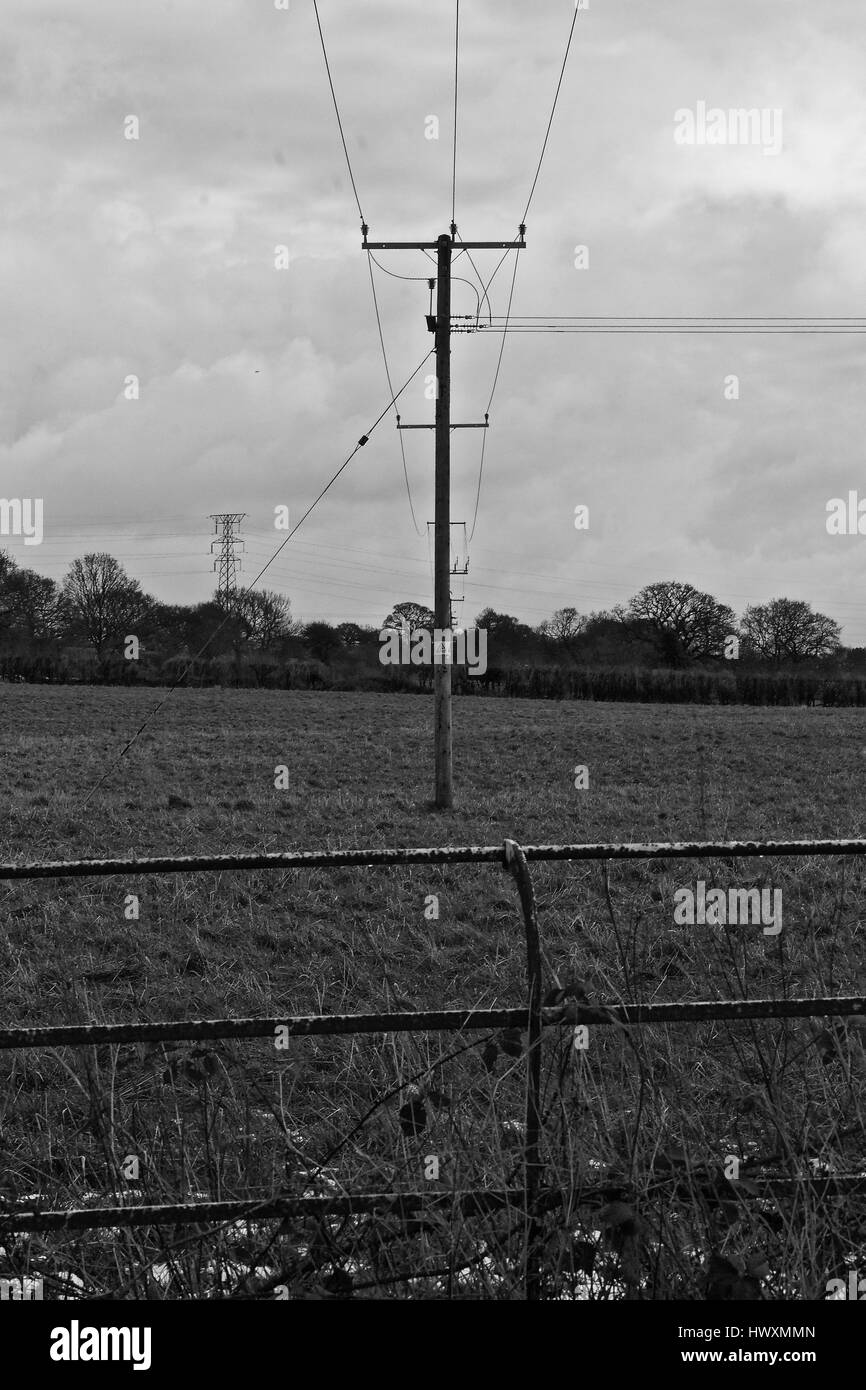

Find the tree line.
xmin=1 ymin=552 xmax=863 ymax=701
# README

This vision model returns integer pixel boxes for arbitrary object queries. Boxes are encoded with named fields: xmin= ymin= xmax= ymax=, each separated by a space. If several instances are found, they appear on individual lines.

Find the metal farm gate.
xmin=1 ymin=836 xmax=864 ymax=1299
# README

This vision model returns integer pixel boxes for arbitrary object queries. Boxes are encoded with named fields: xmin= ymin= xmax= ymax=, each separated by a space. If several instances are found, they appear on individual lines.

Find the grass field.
xmin=1 ymin=686 xmax=864 ymax=1299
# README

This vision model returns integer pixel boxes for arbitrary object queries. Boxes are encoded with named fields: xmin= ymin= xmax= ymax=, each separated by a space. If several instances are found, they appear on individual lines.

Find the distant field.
xmin=1 ymin=686 xmax=864 ymax=1299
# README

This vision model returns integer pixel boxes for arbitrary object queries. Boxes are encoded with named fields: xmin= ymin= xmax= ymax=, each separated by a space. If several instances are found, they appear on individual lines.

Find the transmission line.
xmin=453 ymin=234 xmax=496 ymax=325
xmin=478 ymin=315 xmax=866 ymax=320
xmin=313 ymin=0 xmax=366 ymax=226
xmin=521 ymin=5 xmax=582 ymax=225
xmin=468 ymin=250 xmax=521 ymax=542
xmin=460 ymin=326 xmax=866 ymax=335
xmin=454 ymin=315 xmax=866 ymax=335
xmin=366 ymin=255 xmax=421 ymax=533
xmin=366 ymin=253 xmax=431 ymax=284
xmin=484 ymin=258 xmax=521 ymax=414
xmin=465 ymin=7 xmax=584 ymax=543
xmin=451 ymin=0 xmax=460 ymax=229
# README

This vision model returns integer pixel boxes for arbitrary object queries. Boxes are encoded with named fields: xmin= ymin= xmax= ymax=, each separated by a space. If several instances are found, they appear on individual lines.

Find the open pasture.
xmin=0 ymin=686 xmax=864 ymax=1298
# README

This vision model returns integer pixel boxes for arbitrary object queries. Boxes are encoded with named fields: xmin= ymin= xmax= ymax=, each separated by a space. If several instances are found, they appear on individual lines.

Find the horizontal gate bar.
xmin=3 ymin=1175 xmax=864 ymax=1233
xmin=0 ymin=1189 xmax=540 ymax=1233
xmin=0 ymin=1008 xmax=527 ymax=1049
xmin=2 ymin=838 xmax=865 ymax=881
xmin=0 ymin=997 xmax=862 ymax=1050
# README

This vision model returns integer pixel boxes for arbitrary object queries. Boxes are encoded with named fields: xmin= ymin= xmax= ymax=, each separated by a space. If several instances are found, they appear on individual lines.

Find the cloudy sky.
xmin=3 ymin=0 xmax=866 ymax=640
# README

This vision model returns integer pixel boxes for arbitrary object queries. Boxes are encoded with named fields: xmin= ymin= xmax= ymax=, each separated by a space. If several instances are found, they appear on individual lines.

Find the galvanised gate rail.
xmin=1 ymin=836 xmax=865 ymax=1299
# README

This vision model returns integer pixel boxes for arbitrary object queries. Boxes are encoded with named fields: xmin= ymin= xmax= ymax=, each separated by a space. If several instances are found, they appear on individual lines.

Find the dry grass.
xmin=0 ymin=686 xmax=864 ymax=1299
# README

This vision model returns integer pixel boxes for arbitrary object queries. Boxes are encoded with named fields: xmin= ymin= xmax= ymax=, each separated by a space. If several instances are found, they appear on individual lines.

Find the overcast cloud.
xmin=2 ymin=0 xmax=866 ymax=639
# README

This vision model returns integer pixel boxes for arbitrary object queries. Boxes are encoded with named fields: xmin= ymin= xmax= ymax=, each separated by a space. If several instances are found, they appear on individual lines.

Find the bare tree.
xmin=335 ymin=621 xmax=373 ymax=647
xmin=2 ymin=568 xmax=64 ymax=640
xmin=741 ymin=598 xmax=841 ymax=664
xmin=303 ymin=621 xmax=339 ymax=662
xmin=539 ymin=606 xmax=586 ymax=647
xmin=627 ymin=581 xmax=736 ymax=664
xmin=235 ymin=588 xmax=295 ymax=649
xmin=0 ymin=549 xmax=16 ymax=633
xmin=382 ymin=601 xmax=435 ymax=631
xmin=62 ymin=553 xmax=148 ymax=658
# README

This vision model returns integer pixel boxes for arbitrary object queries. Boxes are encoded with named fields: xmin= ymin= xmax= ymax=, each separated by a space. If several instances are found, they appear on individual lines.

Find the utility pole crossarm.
xmin=397 ymin=421 xmax=489 ymax=430
xmin=363 ymin=239 xmax=525 ymax=250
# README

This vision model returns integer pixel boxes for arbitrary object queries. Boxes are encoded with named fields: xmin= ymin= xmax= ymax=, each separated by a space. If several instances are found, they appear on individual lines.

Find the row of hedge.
xmin=453 ymin=667 xmax=860 ymax=705
xmin=2 ymin=651 xmax=865 ymax=706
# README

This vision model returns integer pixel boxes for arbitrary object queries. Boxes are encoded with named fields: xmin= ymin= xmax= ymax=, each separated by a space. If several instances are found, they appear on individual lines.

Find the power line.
xmin=448 ymin=275 xmax=481 ymax=320
xmin=415 ymin=245 xmax=483 ymax=319
xmin=80 ymin=350 xmax=433 ymax=806
xmin=20 ymin=550 xmax=204 ymax=564
xmin=18 ymin=522 xmax=866 ymax=616
xmin=468 ymin=429 xmax=489 ymax=545
xmin=458 ymin=315 xmax=866 ymax=335
xmin=468 ymin=250 xmax=521 ymax=542
xmin=457 ymin=248 xmax=493 ymax=325
xmin=462 ymin=2 xmax=583 ymax=548
xmin=453 ymin=233 xmax=526 ymax=328
xmin=460 ymin=327 xmax=866 ymax=335
xmin=422 ymin=246 xmax=466 ymax=262
xmin=366 ymin=253 xmax=431 ymax=284
xmin=484 ymin=260 xmax=521 ymax=415
xmin=477 ymin=315 xmax=866 ymax=320
xmin=313 ymin=0 xmax=366 ymax=227
xmin=247 ymin=535 xmax=866 ymax=602
xmin=366 ymin=254 xmax=421 ymax=534
xmin=453 ymin=234 xmax=498 ymax=326
xmin=83 ymin=540 xmax=866 ymax=620
xmin=174 ymin=542 xmax=866 ymax=616
xmin=314 ymin=0 xmax=427 ymax=537
xmin=521 ymin=4 xmax=582 ymax=225
xmin=216 ymin=535 xmax=866 ymax=627
xmin=451 ymin=0 xmax=460 ymax=228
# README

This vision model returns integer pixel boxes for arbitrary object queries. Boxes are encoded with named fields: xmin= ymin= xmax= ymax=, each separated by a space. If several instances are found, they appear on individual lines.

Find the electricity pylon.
xmin=209 ymin=513 xmax=246 ymax=606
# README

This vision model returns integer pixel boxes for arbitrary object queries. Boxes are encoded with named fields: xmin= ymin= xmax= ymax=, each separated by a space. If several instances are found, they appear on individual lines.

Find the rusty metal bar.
xmin=521 ymin=838 xmax=866 ymax=863
xmin=0 ymin=997 xmax=862 ymax=1051
xmin=2 ymin=838 xmax=864 ymax=881
xmin=0 ymin=847 xmax=503 ymax=880
xmin=576 ymin=996 xmax=866 ymax=1024
xmin=3 ymin=1174 xmax=864 ymax=1235
xmin=0 ymin=1189 xmax=537 ymax=1234
xmin=0 ymin=1009 xmax=526 ymax=1050
xmin=503 ymin=839 xmax=543 ymax=1300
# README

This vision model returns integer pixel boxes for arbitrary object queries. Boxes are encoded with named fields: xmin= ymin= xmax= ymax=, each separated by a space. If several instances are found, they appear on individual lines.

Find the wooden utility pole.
xmin=433 ymin=233 xmax=453 ymax=807
xmin=363 ymin=225 xmax=525 ymax=808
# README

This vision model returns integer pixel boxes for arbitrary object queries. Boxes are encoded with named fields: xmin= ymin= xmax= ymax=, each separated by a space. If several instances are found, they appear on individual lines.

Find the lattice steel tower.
xmin=209 ymin=513 xmax=246 ymax=605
